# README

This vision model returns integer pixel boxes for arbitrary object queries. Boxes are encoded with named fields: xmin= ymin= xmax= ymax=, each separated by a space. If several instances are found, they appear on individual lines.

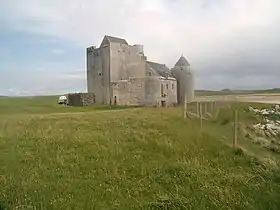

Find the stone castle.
xmin=87 ymin=35 xmax=194 ymax=107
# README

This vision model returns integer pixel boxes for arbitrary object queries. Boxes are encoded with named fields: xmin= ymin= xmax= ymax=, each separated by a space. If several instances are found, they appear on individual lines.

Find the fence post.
xmin=204 ymin=102 xmax=207 ymax=114
xmin=196 ymin=101 xmax=199 ymax=115
xmin=233 ymin=109 xmax=238 ymax=148
xmin=211 ymin=101 xmax=214 ymax=113
xmin=200 ymin=103 xmax=203 ymax=130
xmin=184 ymin=99 xmax=187 ymax=120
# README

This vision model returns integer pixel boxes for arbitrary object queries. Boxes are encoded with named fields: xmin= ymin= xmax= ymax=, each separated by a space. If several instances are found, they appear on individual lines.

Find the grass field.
xmin=0 ymin=97 xmax=280 ymax=209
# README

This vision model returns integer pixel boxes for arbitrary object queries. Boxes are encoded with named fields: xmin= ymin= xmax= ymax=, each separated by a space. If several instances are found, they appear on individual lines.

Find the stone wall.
xmin=109 ymin=42 xmax=146 ymax=82
xmin=111 ymin=78 xmax=145 ymax=106
xmin=86 ymin=44 xmax=110 ymax=105
xmin=160 ymin=77 xmax=177 ymax=107
xmin=171 ymin=65 xmax=194 ymax=104
xmin=145 ymin=76 xmax=177 ymax=107
xmin=68 ymin=93 xmax=95 ymax=106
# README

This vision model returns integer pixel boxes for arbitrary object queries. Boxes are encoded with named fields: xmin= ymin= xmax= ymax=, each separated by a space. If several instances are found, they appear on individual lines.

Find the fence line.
xmin=183 ymin=100 xmax=239 ymax=149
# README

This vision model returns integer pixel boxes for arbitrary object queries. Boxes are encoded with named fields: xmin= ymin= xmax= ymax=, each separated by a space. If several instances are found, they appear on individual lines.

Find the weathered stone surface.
xmin=68 ymin=93 xmax=95 ymax=106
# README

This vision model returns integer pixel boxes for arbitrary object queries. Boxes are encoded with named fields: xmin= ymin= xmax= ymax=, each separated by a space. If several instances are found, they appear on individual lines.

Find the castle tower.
xmin=171 ymin=56 xmax=194 ymax=104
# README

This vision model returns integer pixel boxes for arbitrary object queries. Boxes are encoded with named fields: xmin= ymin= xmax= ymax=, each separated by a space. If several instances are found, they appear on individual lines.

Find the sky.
xmin=1 ymin=0 xmax=280 ymax=96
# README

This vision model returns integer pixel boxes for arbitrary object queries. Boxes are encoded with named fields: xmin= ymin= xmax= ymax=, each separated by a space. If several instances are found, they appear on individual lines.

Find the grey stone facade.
xmin=87 ymin=35 xmax=194 ymax=107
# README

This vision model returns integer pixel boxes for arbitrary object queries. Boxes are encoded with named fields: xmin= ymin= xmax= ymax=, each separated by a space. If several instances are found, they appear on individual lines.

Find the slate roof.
xmin=147 ymin=61 xmax=172 ymax=77
xmin=175 ymin=56 xmax=190 ymax=67
xmin=105 ymin=35 xmax=128 ymax=45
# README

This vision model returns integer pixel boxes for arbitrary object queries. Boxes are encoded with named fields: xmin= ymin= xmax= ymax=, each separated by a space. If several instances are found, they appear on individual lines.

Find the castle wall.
xmin=109 ymin=42 xmax=146 ymax=81
xmin=145 ymin=76 xmax=177 ymax=107
xmin=111 ymin=80 xmax=129 ymax=105
xmin=128 ymin=78 xmax=146 ymax=106
xmin=162 ymin=78 xmax=177 ymax=106
xmin=145 ymin=76 xmax=161 ymax=106
xmin=86 ymin=45 xmax=110 ymax=105
xmin=159 ymin=77 xmax=177 ymax=107
xmin=109 ymin=42 xmax=146 ymax=105
xmin=87 ymin=47 xmax=103 ymax=104
xmin=171 ymin=66 xmax=194 ymax=103
xmin=112 ymin=78 xmax=145 ymax=106
xmin=86 ymin=47 xmax=94 ymax=94
xmin=102 ymin=45 xmax=111 ymax=104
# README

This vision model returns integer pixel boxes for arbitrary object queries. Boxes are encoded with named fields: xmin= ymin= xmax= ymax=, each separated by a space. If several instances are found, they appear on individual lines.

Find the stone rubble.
xmin=248 ymin=105 xmax=280 ymax=137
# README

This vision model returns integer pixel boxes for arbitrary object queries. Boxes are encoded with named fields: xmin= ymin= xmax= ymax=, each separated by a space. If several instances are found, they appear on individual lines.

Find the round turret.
xmin=171 ymin=56 xmax=194 ymax=104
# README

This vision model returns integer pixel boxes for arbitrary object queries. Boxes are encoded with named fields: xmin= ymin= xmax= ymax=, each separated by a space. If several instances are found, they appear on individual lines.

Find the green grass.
xmin=1 ymin=97 xmax=280 ymax=209
xmin=0 ymin=96 xmax=132 ymax=116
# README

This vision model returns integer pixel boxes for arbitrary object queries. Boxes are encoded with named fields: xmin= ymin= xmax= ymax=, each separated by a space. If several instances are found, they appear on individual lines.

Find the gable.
xmin=106 ymin=36 xmax=128 ymax=44
xmin=100 ymin=36 xmax=109 ymax=47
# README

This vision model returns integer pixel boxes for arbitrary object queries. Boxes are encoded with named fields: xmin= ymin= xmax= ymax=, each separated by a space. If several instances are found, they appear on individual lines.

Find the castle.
xmin=87 ymin=35 xmax=194 ymax=107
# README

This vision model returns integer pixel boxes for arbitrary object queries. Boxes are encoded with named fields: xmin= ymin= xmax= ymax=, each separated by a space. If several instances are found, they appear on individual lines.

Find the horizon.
xmin=2 ymin=88 xmax=280 ymax=98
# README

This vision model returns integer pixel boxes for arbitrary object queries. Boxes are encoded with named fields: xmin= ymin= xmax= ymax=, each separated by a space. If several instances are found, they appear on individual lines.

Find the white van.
xmin=58 ymin=95 xmax=68 ymax=105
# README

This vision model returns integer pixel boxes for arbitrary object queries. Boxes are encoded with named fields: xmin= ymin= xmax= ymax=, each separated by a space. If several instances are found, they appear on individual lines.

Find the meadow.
xmin=0 ymin=96 xmax=280 ymax=209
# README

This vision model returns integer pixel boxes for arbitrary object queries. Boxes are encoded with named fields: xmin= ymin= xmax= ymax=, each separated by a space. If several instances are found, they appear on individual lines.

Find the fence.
xmin=183 ymin=100 xmax=280 ymax=153
xmin=182 ymin=100 xmax=246 ymax=149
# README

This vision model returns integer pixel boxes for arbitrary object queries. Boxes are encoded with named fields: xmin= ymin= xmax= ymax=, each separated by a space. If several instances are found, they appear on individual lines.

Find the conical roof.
xmin=175 ymin=56 xmax=190 ymax=67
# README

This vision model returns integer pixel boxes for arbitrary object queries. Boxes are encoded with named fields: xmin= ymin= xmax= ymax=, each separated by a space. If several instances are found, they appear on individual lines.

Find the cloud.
xmin=1 ymin=0 xmax=280 ymax=93
xmin=52 ymin=49 xmax=65 ymax=54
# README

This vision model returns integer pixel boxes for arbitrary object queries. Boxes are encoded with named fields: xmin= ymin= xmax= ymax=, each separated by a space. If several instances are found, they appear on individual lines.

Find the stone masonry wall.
xmin=112 ymin=78 xmax=145 ymax=106
xmin=68 ymin=93 xmax=95 ymax=106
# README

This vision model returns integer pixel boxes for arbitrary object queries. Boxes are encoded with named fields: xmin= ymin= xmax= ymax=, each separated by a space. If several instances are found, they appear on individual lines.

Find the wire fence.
xmin=183 ymin=100 xmax=252 ymax=150
xmin=183 ymin=99 xmax=280 ymax=154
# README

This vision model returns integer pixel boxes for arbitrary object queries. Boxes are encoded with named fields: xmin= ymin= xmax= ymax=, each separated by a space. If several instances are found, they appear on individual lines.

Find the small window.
xmin=180 ymin=67 xmax=183 ymax=71
xmin=98 ymin=72 xmax=102 ymax=76
xmin=148 ymin=72 xmax=151 ymax=76
xmin=166 ymin=84 xmax=168 ymax=89
xmin=172 ymin=84 xmax=174 ymax=89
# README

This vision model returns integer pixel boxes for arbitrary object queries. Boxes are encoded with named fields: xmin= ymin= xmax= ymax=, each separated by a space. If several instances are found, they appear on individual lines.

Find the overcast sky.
xmin=1 ymin=0 xmax=280 ymax=96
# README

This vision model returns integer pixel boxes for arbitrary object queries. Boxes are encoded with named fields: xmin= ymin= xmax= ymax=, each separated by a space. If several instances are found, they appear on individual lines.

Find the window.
xmin=180 ymin=67 xmax=183 ymax=71
xmin=172 ymin=84 xmax=174 ymax=89
xmin=148 ymin=72 xmax=151 ymax=76
xmin=166 ymin=84 xmax=168 ymax=90
xmin=98 ymin=72 xmax=102 ymax=76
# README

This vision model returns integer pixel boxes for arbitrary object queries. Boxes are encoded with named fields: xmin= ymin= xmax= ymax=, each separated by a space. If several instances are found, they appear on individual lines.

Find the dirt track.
xmin=195 ymin=93 xmax=280 ymax=104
